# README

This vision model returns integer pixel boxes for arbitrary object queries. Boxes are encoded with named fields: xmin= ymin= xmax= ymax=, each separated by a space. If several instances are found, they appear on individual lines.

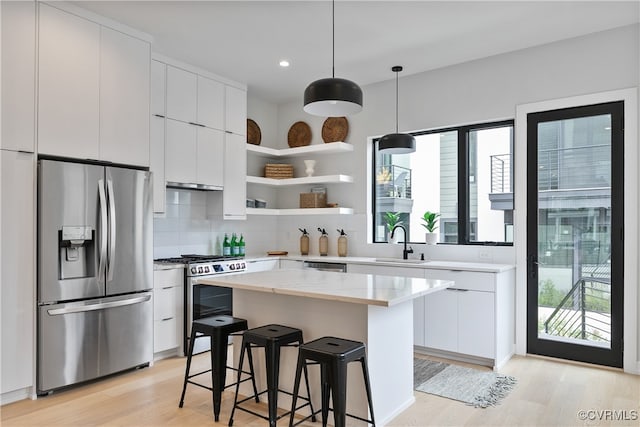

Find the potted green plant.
xmin=421 ymin=211 xmax=440 ymax=245
xmin=384 ymin=212 xmax=402 ymax=243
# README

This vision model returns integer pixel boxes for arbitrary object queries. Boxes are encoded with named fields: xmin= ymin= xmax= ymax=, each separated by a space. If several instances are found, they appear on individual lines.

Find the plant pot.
xmin=389 ymin=233 xmax=400 ymax=245
xmin=425 ymin=232 xmax=438 ymax=245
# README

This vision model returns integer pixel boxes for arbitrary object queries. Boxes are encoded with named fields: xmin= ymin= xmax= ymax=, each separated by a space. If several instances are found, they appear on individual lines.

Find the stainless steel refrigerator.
xmin=37 ymin=159 xmax=153 ymax=394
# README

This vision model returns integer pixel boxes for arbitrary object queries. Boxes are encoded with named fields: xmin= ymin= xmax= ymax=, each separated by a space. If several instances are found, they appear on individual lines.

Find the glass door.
xmin=526 ymin=101 xmax=624 ymax=367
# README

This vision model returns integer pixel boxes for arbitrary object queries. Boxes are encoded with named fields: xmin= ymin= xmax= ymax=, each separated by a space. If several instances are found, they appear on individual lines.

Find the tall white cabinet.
xmin=1 ymin=0 xmax=36 ymax=403
xmin=1 ymin=0 xmax=36 ymax=152
xmin=1 ymin=151 xmax=35 ymax=400
xmin=37 ymin=3 xmax=150 ymax=167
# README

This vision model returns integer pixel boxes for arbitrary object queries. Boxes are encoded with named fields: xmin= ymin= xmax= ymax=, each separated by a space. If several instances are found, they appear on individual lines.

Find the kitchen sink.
xmin=374 ymin=257 xmax=428 ymax=265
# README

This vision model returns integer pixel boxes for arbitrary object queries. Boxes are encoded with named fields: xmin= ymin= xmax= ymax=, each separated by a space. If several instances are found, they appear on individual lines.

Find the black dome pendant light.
xmin=379 ymin=66 xmax=416 ymax=154
xmin=303 ymin=0 xmax=363 ymax=116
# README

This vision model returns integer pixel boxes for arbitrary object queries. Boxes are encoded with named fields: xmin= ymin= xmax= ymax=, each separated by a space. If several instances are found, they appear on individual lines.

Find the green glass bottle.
xmin=239 ymin=234 xmax=245 ymax=256
xmin=231 ymin=233 xmax=239 ymax=256
xmin=222 ymin=233 xmax=231 ymax=256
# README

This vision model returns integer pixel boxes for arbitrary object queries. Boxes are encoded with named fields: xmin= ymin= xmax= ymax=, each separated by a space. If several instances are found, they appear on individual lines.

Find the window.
xmin=372 ymin=120 xmax=514 ymax=245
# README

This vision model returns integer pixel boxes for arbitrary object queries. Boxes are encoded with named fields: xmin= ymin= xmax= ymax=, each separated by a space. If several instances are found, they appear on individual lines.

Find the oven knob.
xmin=230 ymin=264 xmax=236 ymax=270
xmin=204 ymin=266 xmax=210 ymax=273
xmin=241 ymin=262 xmax=246 ymax=269
xmin=198 ymin=266 xmax=203 ymax=273
xmin=191 ymin=267 xmax=197 ymax=274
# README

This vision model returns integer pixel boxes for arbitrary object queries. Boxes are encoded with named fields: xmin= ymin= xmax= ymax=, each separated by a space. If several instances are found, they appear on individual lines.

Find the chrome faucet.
xmin=391 ymin=225 xmax=414 ymax=260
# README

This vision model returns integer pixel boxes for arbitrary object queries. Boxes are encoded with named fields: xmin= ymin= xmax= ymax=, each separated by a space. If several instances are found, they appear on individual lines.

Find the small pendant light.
xmin=379 ymin=66 xmax=416 ymax=154
xmin=303 ymin=0 xmax=363 ymax=116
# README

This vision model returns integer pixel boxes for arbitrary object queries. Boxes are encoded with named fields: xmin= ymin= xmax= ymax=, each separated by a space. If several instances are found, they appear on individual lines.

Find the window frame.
xmin=372 ymin=119 xmax=515 ymax=246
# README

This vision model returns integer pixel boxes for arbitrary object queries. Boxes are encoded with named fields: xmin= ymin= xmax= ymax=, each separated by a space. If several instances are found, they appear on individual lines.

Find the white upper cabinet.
xmin=150 ymin=115 xmax=166 ymax=213
xmin=197 ymin=76 xmax=225 ymax=130
xmin=225 ymin=85 xmax=247 ymax=136
xmin=37 ymin=3 xmax=151 ymax=166
xmin=1 ymin=0 xmax=36 ymax=152
xmin=38 ymin=3 xmax=100 ymax=159
xmin=166 ymin=66 xmax=225 ymax=131
xmin=197 ymin=127 xmax=224 ymax=188
xmin=150 ymin=60 xmax=167 ymax=213
xmin=223 ymin=133 xmax=247 ymax=219
xmin=165 ymin=119 xmax=197 ymax=184
xmin=166 ymin=66 xmax=197 ymax=123
xmin=99 ymin=26 xmax=150 ymax=166
xmin=151 ymin=60 xmax=167 ymax=117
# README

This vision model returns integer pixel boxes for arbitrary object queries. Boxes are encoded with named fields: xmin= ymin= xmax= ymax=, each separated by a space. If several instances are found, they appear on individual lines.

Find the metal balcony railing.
xmin=543 ymin=256 xmax=611 ymax=343
xmin=490 ymin=153 xmax=511 ymax=194
xmin=376 ymin=164 xmax=412 ymax=199
xmin=538 ymin=144 xmax=610 ymax=191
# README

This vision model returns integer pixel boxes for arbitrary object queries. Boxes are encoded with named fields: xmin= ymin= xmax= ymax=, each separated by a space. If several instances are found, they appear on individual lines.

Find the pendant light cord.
xmin=332 ymin=0 xmax=335 ymax=78
xmin=395 ymin=70 xmax=399 ymax=133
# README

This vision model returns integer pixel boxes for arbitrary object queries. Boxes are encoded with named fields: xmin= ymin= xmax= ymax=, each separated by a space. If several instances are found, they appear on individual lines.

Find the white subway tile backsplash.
xmin=165 ymin=204 xmax=180 ymax=219
xmin=165 ymin=189 xmax=180 ymax=205
xmin=154 ymin=231 xmax=180 ymax=247
xmin=177 ymin=190 xmax=192 ymax=205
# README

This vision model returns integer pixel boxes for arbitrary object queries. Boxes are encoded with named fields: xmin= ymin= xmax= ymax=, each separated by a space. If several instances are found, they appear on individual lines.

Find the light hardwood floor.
xmin=2 ymin=351 xmax=639 ymax=426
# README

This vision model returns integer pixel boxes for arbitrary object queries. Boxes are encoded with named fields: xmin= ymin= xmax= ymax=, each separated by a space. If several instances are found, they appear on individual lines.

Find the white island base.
xmin=198 ymin=269 xmax=452 ymax=426
xmin=233 ymin=290 xmax=414 ymax=425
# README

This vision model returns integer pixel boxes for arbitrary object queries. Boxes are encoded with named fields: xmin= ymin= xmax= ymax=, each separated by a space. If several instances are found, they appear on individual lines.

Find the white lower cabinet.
xmin=246 ymin=259 xmax=279 ymax=272
xmin=279 ymin=259 xmax=304 ymax=269
xmin=420 ymin=268 xmax=514 ymax=368
xmin=153 ymin=268 xmax=184 ymax=355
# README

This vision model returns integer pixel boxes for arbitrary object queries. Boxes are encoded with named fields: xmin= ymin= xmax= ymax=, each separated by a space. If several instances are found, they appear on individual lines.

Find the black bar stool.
xmin=289 ymin=336 xmax=376 ymax=427
xmin=179 ymin=315 xmax=258 ymax=422
xmin=229 ymin=324 xmax=315 ymax=427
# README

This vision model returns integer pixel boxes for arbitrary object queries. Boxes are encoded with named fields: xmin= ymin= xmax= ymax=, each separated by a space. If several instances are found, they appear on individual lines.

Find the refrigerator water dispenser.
xmin=59 ymin=226 xmax=95 ymax=279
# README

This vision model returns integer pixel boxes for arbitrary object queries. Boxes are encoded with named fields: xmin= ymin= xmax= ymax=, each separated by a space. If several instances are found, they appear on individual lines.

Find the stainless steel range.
xmin=155 ymin=255 xmax=246 ymax=355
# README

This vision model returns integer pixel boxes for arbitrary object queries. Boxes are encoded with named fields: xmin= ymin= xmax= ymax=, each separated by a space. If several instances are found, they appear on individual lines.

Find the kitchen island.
xmin=197 ymin=269 xmax=452 ymax=425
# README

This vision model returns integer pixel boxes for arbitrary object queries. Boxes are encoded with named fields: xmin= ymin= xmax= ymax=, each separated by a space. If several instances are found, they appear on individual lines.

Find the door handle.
xmin=47 ymin=294 xmax=151 ymax=315
xmin=106 ymin=179 xmax=116 ymax=281
xmin=528 ymin=254 xmax=538 ymax=278
xmin=98 ymin=179 xmax=108 ymax=284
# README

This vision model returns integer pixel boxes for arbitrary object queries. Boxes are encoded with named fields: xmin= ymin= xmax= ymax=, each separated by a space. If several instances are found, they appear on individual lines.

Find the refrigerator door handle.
xmin=98 ymin=179 xmax=108 ymax=284
xmin=46 ymin=294 xmax=152 ymax=316
xmin=106 ymin=178 xmax=116 ymax=281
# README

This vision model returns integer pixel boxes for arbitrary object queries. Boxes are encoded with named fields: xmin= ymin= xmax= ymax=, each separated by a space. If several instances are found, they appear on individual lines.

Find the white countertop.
xmin=196 ymin=269 xmax=453 ymax=307
xmin=247 ymin=255 xmax=515 ymax=273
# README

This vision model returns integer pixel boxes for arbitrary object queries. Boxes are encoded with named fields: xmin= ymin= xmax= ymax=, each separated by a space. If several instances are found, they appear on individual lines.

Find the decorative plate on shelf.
xmin=287 ymin=121 xmax=312 ymax=147
xmin=247 ymin=119 xmax=261 ymax=145
xmin=267 ymin=251 xmax=288 ymax=256
xmin=322 ymin=116 xmax=349 ymax=143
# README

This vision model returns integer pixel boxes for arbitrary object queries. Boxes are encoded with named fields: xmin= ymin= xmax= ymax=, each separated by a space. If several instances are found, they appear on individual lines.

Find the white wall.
xmin=272 ymin=24 xmax=640 ymax=371
xmin=272 ymin=24 xmax=638 ymax=261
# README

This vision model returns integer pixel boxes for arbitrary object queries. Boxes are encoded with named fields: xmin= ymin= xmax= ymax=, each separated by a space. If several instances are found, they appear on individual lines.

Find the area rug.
xmin=414 ymin=358 xmax=517 ymax=408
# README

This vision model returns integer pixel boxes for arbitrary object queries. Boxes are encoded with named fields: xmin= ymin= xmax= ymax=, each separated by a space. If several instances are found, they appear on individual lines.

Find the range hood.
xmin=166 ymin=181 xmax=223 ymax=191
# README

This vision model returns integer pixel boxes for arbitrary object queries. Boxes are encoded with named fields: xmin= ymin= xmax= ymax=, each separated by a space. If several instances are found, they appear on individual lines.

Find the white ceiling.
xmin=73 ymin=1 xmax=640 ymax=105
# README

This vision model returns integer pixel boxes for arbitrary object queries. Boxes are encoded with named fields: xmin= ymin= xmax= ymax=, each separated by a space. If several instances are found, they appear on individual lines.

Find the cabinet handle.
xmin=154 ymin=114 xmax=165 ymax=118
xmin=162 ymin=286 xmax=173 ymax=290
xmin=161 ymin=317 xmax=173 ymax=322
xmin=188 ymin=122 xmax=206 ymax=127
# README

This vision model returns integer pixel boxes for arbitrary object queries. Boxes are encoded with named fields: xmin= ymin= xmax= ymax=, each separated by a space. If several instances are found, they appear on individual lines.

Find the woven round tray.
xmin=287 ymin=121 xmax=312 ymax=147
xmin=247 ymin=119 xmax=261 ymax=145
xmin=322 ymin=116 xmax=349 ymax=143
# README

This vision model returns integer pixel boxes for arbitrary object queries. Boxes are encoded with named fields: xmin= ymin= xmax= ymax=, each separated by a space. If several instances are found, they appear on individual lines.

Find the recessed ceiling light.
xmin=279 ymin=60 xmax=290 ymax=68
